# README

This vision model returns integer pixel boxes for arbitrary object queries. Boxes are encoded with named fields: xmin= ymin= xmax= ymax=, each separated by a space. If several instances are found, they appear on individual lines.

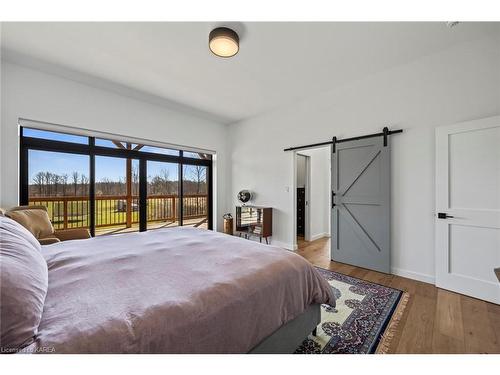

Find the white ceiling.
xmin=2 ymin=22 xmax=499 ymax=124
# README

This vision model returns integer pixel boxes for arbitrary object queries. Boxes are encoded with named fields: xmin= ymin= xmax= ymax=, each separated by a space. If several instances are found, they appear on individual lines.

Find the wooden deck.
xmin=94 ymin=217 xmax=208 ymax=236
xmin=297 ymin=236 xmax=500 ymax=354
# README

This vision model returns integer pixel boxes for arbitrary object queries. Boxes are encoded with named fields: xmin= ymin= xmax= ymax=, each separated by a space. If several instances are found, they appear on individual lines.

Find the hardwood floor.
xmin=296 ymin=237 xmax=500 ymax=354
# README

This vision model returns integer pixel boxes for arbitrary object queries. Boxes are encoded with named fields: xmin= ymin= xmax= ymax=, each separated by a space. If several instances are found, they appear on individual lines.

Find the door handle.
xmin=332 ymin=191 xmax=336 ymax=208
xmin=437 ymin=212 xmax=454 ymax=219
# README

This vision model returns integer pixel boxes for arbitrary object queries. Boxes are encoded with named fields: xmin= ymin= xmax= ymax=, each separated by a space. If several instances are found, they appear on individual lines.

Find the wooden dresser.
xmin=236 ymin=206 xmax=272 ymax=244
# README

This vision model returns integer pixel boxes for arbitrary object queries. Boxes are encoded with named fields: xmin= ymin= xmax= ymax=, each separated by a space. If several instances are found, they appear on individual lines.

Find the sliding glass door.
xmin=147 ymin=161 xmax=180 ymax=230
xmin=27 ymin=149 xmax=90 ymax=230
xmin=182 ymin=164 xmax=209 ymax=229
xmin=20 ymin=126 xmax=213 ymax=235
xmin=94 ymin=156 xmax=140 ymax=236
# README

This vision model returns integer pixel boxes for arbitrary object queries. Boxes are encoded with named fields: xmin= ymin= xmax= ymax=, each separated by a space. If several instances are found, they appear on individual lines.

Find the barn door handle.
xmin=437 ymin=212 xmax=454 ymax=219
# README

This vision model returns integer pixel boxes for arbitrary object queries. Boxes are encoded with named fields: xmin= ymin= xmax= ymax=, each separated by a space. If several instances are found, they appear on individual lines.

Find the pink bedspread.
xmin=34 ymin=227 xmax=335 ymax=353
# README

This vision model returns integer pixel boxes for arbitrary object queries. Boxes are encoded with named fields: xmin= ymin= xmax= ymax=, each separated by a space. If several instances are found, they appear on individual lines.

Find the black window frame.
xmin=19 ymin=126 xmax=214 ymax=234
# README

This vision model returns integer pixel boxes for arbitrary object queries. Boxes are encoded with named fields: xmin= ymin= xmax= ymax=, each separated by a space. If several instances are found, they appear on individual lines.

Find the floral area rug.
xmin=295 ymin=267 xmax=409 ymax=354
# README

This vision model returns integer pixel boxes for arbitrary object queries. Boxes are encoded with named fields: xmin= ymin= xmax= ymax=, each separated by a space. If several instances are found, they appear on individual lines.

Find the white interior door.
xmin=436 ymin=116 xmax=500 ymax=304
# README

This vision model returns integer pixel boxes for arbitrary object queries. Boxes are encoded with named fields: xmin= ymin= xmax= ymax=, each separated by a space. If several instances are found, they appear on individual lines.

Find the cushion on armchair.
xmin=54 ymin=228 xmax=91 ymax=241
xmin=6 ymin=205 xmax=90 ymax=245
xmin=6 ymin=206 xmax=55 ymax=240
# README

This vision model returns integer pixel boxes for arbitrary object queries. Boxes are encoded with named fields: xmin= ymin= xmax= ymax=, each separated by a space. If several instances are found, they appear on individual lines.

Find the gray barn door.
xmin=331 ymin=137 xmax=390 ymax=273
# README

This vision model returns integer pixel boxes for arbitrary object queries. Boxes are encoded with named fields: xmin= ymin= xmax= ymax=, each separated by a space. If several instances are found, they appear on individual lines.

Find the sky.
xmin=25 ymin=128 xmax=202 ymax=183
xmin=29 ymin=150 xmax=183 ymax=183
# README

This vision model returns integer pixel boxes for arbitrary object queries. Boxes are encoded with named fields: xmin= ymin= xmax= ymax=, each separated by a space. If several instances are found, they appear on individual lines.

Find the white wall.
xmin=0 ymin=62 xmax=229 ymax=231
xmin=229 ymin=36 xmax=500 ymax=283
xmin=298 ymin=148 xmax=330 ymax=242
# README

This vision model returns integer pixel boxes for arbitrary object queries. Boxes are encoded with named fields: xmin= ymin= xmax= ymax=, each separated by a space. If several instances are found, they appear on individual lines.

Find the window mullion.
xmin=89 ymin=137 xmax=96 ymax=237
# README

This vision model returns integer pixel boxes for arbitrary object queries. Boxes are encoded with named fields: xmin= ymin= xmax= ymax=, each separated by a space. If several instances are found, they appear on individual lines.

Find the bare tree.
xmin=132 ymin=165 xmax=139 ymax=195
xmin=60 ymin=174 xmax=68 ymax=196
xmin=160 ymin=168 xmax=170 ymax=194
xmin=44 ymin=172 xmax=52 ymax=195
xmin=117 ymin=177 xmax=126 ymax=195
xmin=100 ymin=178 xmax=111 ymax=195
xmin=191 ymin=166 xmax=206 ymax=194
xmin=32 ymin=172 xmax=44 ymax=196
xmin=72 ymin=171 xmax=79 ymax=196
xmin=52 ymin=174 xmax=60 ymax=196
xmin=80 ymin=174 xmax=89 ymax=196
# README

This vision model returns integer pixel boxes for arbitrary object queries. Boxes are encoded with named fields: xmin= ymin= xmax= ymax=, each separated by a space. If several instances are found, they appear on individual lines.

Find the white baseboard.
xmin=232 ymin=236 xmax=296 ymax=250
xmin=274 ymin=233 xmax=331 ymax=251
xmin=391 ymin=267 xmax=435 ymax=285
xmin=310 ymin=232 xmax=330 ymax=241
xmin=275 ymin=233 xmax=330 ymax=250
xmin=272 ymin=240 xmax=297 ymax=250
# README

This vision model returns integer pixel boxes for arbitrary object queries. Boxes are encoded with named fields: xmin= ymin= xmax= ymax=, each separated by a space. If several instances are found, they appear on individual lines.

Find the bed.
xmin=1 ymin=221 xmax=335 ymax=354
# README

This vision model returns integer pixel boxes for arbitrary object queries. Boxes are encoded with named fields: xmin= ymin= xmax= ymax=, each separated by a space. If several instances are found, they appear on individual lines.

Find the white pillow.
xmin=0 ymin=216 xmax=48 ymax=352
xmin=1 ymin=214 xmax=42 ymax=252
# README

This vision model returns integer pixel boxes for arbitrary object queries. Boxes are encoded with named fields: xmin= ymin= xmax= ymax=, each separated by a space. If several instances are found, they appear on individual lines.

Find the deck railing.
xmin=29 ymin=194 xmax=208 ymax=230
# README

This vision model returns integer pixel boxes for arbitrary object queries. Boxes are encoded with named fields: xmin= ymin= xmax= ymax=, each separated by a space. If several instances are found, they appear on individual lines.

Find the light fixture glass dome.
xmin=209 ymin=27 xmax=239 ymax=58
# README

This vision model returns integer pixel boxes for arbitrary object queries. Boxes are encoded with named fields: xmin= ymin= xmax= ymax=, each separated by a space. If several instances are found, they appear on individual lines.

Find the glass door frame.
xmin=19 ymin=127 xmax=213 ymax=235
xmin=93 ymin=154 xmax=141 ymax=235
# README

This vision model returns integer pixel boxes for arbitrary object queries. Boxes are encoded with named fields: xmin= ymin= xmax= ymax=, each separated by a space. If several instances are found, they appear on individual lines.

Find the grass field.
xmin=30 ymin=195 xmax=207 ymax=230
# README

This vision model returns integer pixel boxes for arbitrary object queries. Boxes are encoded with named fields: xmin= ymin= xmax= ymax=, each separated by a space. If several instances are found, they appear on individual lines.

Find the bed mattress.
xmin=33 ymin=227 xmax=335 ymax=353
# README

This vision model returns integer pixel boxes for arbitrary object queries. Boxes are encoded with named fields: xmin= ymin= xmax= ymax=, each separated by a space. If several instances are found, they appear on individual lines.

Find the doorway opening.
xmin=294 ymin=146 xmax=331 ymax=249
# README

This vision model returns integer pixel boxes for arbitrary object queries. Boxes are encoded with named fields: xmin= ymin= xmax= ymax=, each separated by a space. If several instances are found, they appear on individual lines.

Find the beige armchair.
xmin=5 ymin=205 xmax=90 ymax=245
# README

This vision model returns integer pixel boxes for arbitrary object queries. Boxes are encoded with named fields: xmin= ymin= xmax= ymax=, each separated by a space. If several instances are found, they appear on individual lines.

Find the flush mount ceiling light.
xmin=209 ymin=27 xmax=239 ymax=58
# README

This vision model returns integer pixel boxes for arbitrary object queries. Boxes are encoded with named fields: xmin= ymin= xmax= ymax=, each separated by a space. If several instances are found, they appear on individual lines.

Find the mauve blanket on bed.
xmin=34 ymin=227 xmax=335 ymax=353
